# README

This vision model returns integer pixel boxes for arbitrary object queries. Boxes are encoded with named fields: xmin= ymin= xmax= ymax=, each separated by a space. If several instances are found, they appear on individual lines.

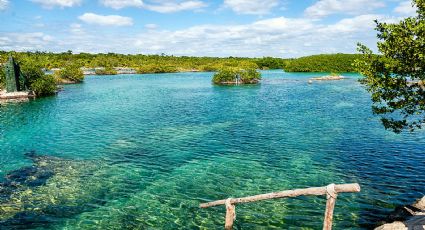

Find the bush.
xmin=137 ymin=64 xmax=178 ymax=74
xmin=56 ymin=64 xmax=84 ymax=83
xmin=212 ymin=67 xmax=261 ymax=85
xmin=0 ymin=67 xmax=5 ymax=90
xmin=284 ymin=54 xmax=362 ymax=72
xmin=31 ymin=75 xmax=57 ymax=97
xmin=20 ymin=61 xmax=45 ymax=85
xmin=95 ymin=67 xmax=117 ymax=75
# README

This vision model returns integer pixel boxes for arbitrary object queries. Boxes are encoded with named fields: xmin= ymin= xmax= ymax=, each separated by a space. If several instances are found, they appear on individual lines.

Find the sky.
xmin=0 ymin=0 xmax=418 ymax=57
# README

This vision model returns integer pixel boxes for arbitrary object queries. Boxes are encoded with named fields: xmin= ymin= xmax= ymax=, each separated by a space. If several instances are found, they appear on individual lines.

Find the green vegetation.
xmin=31 ymin=75 xmax=57 ymax=96
xmin=355 ymin=0 xmax=424 ymax=133
xmin=255 ymin=57 xmax=285 ymax=70
xmin=212 ymin=67 xmax=261 ymax=85
xmin=283 ymin=54 xmax=362 ymax=72
xmin=55 ymin=64 xmax=84 ymax=83
xmin=95 ymin=67 xmax=118 ymax=75
xmin=137 ymin=64 xmax=178 ymax=74
xmin=0 ymin=66 xmax=5 ymax=89
xmin=0 ymin=52 xmax=283 ymax=72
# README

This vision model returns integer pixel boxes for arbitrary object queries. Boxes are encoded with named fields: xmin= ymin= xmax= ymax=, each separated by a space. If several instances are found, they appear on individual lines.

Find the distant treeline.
xmin=0 ymin=51 xmax=362 ymax=73
xmin=283 ymin=54 xmax=363 ymax=72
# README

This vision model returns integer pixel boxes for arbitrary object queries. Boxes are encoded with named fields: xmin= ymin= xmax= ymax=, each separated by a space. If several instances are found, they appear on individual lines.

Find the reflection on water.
xmin=0 ymin=71 xmax=424 ymax=229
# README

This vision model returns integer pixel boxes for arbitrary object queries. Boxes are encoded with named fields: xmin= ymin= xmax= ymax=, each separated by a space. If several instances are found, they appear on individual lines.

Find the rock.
xmin=311 ymin=75 xmax=344 ymax=81
xmin=375 ymin=196 xmax=425 ymax=230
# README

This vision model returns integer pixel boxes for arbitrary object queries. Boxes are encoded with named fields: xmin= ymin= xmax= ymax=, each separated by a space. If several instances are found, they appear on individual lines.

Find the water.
xmin=0 ymin=71 xmax=424 ymax=229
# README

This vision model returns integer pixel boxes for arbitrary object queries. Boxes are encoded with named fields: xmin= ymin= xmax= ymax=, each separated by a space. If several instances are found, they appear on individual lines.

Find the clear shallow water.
xmin=0 ymin=71 xmax=424 ymax=229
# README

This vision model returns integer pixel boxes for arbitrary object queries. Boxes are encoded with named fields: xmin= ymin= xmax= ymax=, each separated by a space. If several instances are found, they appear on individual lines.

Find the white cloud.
xmin=78 ymin=13 xmax=133 ymax=26
xmin=305 ymin=0 xmax=385 ymax=18
xmin=31 ymin=0 xmax=82 ymax=8
xmin=0 ymin=32 xmax=54 ymax=51
xmin=0 ymin=14 xmax=383 ymax=57
xmin=223 ymin=0 xmax=279 ymax=15
xmin=99 ymin=0 xmax=143 ymax=9
xmin=145 ymin=23 xmax=158 ymax=29
xmin=394 ymin=0 xmax=417 ymax=16
xmin=0 ymin=0 xmax=9 ymax=10
xmin=144 ymin=0 xmax=206 ymax=13
xmin=99 ymin=0 xmax=206 ymax=13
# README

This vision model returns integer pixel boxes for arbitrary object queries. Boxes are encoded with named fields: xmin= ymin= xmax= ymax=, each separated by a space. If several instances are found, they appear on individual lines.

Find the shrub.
xmin=137 ymin=64 xmax=178 ymax=74
xmin=56 ymin=64 xmax=84 ymax=83
xmin=31 ymin=75 xmax=57 ymax=97
xmin=20 ymin=61 xmax=45 ymax=85
xmin=95 ymin=67 xmax=117 ymax=75
xmin=212 ymin=67 xmax=261 ymax=85
xmin=0 ymin=67 xmax=5 ymax=90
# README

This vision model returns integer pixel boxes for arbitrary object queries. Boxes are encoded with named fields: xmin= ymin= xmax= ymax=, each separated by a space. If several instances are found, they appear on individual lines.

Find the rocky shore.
xmin=375 ymin=196 xmax=425 ymax=229
xmin=0 ymin=90 xmax=35 ymax=102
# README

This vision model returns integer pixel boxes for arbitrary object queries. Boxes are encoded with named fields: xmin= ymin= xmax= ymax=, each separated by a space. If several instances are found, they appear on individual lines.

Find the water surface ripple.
xmin=0 ymin=71 xmax=424 ymax=229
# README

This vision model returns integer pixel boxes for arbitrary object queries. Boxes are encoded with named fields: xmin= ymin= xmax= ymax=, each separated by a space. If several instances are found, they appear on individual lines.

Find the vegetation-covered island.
xmin=212 ymin=67 xmax=261 ymax=85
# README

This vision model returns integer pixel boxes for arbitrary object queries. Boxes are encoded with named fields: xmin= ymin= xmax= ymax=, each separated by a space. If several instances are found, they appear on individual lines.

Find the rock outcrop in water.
xmin=310 ymin=75 xmax=345 ymax=81
xmin=375 ymin=196 xmax=425 ymax=229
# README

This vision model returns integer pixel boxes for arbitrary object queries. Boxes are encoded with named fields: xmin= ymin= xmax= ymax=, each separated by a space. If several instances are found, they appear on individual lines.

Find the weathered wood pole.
xmin=323 ymin=184 xmax=338 ymax=230
xmin=200 ymin=183 xmax=360 ymax=208
xmin=225 ymin=198 xmax=236 ymax=230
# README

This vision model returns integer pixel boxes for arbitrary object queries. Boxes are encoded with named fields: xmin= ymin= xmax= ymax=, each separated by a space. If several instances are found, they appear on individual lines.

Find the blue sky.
xmin=0 ymin=0 xmax=418 ymax=57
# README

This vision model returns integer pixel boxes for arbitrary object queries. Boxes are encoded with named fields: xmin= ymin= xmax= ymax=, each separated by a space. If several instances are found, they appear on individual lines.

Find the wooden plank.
xmin=200 ymin=183 xmax=360 ymax=208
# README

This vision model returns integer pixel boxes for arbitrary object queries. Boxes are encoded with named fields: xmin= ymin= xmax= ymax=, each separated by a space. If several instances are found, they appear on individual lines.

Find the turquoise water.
xmin=0 ymin=71 xmax=424 ymax=229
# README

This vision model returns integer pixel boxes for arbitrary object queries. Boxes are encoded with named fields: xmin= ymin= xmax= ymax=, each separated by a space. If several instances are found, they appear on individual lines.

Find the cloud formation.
xmin=99 ymin=0 xmax=143 ymax=10
xmin=31 ymin=0 xmax=82 ymax=8
xmin=223 ymin=0 xmax=279 ymax=15
xmin=394 ymin=0 xmax=417 ymax=16
xmin=144 ymin=1 xmax=206 ymax=13
xmin=78 ymin=13 xmax=133 ymax=26
xmin=99 ymin=0 xmax=206 ymax=13
xmin=305 ymin=0 xmax=385 ymax=18
xmin=0 ymin=0 xmax=8 ymax=10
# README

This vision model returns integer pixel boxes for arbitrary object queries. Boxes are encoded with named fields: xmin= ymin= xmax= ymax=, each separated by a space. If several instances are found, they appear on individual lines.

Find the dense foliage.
xmin=55 ymin=64 xmax=84 ymax=83
xmin=212 ymin=67 xmax=261 ymax=85
xmin=0 ymin=52 xmax=286 ymax=72
xmin=31 ymin=75 xmax=57 ymax=97
xmin=0 ymin=66 xmax=5 ymax=90
xmin=283 ymin=54 xmax=362 ymax=72
xmin=95 ymin=67 xmax=117 ymax=75
xmin=137 ymin=64 xmax=178 ymax=74
xmin=355 ymin=0 xmax=425 ymax=133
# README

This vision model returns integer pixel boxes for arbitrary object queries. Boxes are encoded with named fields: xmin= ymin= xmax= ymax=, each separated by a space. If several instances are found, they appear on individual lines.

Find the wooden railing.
xmin=200 ymin=183 xmax=361 ymax=230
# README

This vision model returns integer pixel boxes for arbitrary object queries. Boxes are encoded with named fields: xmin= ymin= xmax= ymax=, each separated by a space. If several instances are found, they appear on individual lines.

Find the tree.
xmin=355 ymin=0 xmax=425 ymax=133
xmin=212 ymin=67 xmax=261 ymax=85
xmin=31 ymin=75 xmax=57 ymax=97
xmin=56 ymin=63 xmax=84 ymax=83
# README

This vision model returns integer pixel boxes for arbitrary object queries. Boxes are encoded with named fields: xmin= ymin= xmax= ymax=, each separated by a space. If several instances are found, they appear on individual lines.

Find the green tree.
xmin=20 ymin=59 xmax=45 ymax=85
xmin=212 ymin=67 xmax=261 ymax=85
xmin=355 ymin=0 xmax=425 ymax=133
xmin=31 ymin=75 xmax=57 ymax=97
xmin=56 ymin=64 xmax=84 ymax=83
xmin=0 ymin=66 xmax=5 ymax=89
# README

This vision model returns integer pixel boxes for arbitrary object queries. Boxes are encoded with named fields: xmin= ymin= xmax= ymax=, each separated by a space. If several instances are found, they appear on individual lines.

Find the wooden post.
xmin=225 ymin=198 xmax=236 ymax=230
xmin=323 ymin=184 xmax=338 ymax=230
xmin=200 ymin=183 xmax=360 ymax=208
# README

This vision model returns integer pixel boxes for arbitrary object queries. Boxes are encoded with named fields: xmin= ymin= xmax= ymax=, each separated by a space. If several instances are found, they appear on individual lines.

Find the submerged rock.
xmin=0 ymin=151 xmax=110 ymax=226
xmin=375 ymin=196 xmax=425 ymax=230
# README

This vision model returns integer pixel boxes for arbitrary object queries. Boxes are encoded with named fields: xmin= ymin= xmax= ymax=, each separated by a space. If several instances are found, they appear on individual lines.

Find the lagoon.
xmin=0 ymin=71 xmax=424 ymax=229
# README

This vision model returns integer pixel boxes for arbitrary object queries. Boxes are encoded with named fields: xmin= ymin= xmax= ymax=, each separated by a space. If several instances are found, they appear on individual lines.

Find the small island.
xmin=212 ymin=67 xmax=261 ymax=85
xmin=310 ymin=73 xmax=345 ymax=82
